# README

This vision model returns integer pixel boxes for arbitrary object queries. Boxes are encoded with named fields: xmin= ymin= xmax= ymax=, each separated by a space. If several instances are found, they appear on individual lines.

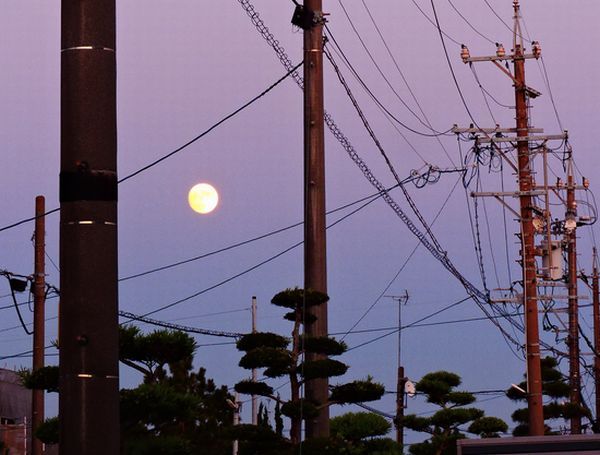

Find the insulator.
xmin=532 ymin=40 xmax=541 ymax=59
xmin=583 ymin=177 xmax=590 ymax=189
xmin=496 ymin=42 xmax=506 ymax=58
xmin=460 ymin=44 xmax=470 ymax=63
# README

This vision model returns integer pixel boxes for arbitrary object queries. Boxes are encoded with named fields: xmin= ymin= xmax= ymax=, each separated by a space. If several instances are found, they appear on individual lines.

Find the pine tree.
xmin=234 ymin=287 xmax=385 ymax=445
xmin=506 ymin=356 xmax=591 ymax=435
xmin=403 ymin=371 xmax=507 ymax=455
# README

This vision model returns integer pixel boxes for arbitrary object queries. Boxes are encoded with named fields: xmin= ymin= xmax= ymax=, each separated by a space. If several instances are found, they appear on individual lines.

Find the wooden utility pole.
xmin=32 ymin=195 xmax=45 ymax=455
xmin=514 ymin=29 xmax=545 ymax=438
xmin=593 ymin=249 xmax=600 ymax=430
xmin=302 ymin=0 xmax=328 ymax=439
xmin=566 ymin=160 xmax=581 ymax=433
xmin=251 ymin=296 xmax=258 ymax=426
xmin=59 ymin=1 xmax=119 ymax=453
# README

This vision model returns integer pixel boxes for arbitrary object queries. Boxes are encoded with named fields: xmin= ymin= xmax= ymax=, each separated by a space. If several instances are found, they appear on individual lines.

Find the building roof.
xmin=0 ymin=368 xmax=31 ymax=422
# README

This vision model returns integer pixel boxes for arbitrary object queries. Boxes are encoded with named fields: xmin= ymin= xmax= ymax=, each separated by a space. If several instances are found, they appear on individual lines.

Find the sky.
xmin=1 ymin=0 xmax=600 ymax=445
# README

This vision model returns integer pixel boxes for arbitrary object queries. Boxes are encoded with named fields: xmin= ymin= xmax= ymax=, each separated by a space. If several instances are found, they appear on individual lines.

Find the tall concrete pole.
xmin=59 ymin=1 xmax=119 ymax=453
xmin=513 ymin=1 xmax=544 ymax=435
xmin=303 ymin=0 xmax=328 ymax=439
xmin=566 ymin=161 xmax=581 ymax=433
xmin=32 ymin=195 xmax=45 ymax=455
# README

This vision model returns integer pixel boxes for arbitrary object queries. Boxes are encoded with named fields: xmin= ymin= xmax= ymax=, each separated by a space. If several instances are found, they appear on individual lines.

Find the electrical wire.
xmin=483 ymin=0 xmax=531 ymax=44
xmin=409 ymin=0 xmax=461 ymax=46
xmin=334 ymin=1 xmax=448 ymax=136
xmin=118 ymin=62 xmax=303 ymax=184
xmin=324 ymin=26 xmax=453 ymax=139
xmin=446 ymin=0 xmax=496 ymax=45
xmin=2 ymin=274 xmax=33 ymax=335
xmin=0 ymin=63 xmax=303 ymax=234
xmin=120 ymin=183 xmax=400 ymax=282
xmin=132 ymin=186 xmax=385 ymax=318
xmin=346 ymin=296 xmax=472 ymax=352
xmin=340 ymin=174 xmax=463 ymax=342
xmin=359 ymin=0 xmax=456 ymax=166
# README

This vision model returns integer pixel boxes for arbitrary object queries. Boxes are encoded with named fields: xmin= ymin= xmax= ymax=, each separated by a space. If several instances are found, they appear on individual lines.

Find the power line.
xmin=409 ymin=0 xmax=461 ymax=46
xmin=132 ymin=186 xmax=385 ymax=318
xmin=346 ymin=296 xmax=472 ymax=352
xmin=118 ymin=62 xmax=303 ymax=184
xmin=119 ymin=183 xmax=400 ymax=282
xmin=334 ymin=1 xmax=447 ymax=136
xmin=119 ymin=312 xmax=242 ymax=338
xmin=446 ymin=0 xmax=495 ymax=45
xmin=241 ymin=0 xmax=526 ymax=350
xmin=324 ymin=26 xmax=453 ymax=139
xmin=0 ymin=63 xmax=303 ymax=234
xmin=339 ymin=174 xmax=463 ymax=342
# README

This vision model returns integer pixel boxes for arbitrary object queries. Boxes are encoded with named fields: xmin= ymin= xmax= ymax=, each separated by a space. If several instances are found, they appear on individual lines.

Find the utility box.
xmin=457 ymin=434 xmax=600 ymax=454
xmin=540 ymin=239 xmax=563 ymax=280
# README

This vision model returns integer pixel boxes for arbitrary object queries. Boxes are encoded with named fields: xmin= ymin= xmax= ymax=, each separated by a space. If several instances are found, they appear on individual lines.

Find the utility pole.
xmin=456 ymin=1 xmax=545 ymax=435
xmin=513 ymin=2 xmax=544 ymax=434
xmin=251 ymin=296 xmax=258 ymax=426
xmin=32 ymin=195 xmax=45 ymax=455
xmin=60 ymin=1 xmax=119 ymax=453
xmin=593 ymin=249 xmax=600 ymax=431
xmin=229 ymin=393 xmax=241 ymax=455
xmin=386 ymin=292 xmax=409 ymax=449
xmin=566 ymin=159 xmax=581 ymax=433
xmin=301 ymin=0 xmax=328 ymax=439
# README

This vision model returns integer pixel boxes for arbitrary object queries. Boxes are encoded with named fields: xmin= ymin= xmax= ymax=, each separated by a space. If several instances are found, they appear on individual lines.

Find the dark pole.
xmin=513 ymin=1 xmax=544 ymax=435
xmin=303 ymin=0 xmax=328 ymax=439
xmin=32 ymin=195 xmax=45 ymax=455
xmin=567 ymin=163 xmax=581 ymax=434
xmin=593 ymin=249 xmax=600 ymax=430
xmin=59 ymin=1 xmax=119 ymax=453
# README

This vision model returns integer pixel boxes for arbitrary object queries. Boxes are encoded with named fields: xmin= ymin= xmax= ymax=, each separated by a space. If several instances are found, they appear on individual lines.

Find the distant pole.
xmin=251 ymin=296 xmax=258 ymax=426
xmin=232 ymin=393 xmax=240 ymax=455
xmin=32 ymin=196 xmax=45 ymax=455
xmin=60 ymin=1 xmax=119 ymax=453
xmin=566 ymin=159 xmax=581 ymax=434
xmin=386 ymin=292 xmax=408 ymax=448
xmin=303 ymin=0 xmax=328 ymax=439
xmin=512 ymin=0 xmax=544 ymax=436
xmin=593 ymin=249 xmax=600 ymax=430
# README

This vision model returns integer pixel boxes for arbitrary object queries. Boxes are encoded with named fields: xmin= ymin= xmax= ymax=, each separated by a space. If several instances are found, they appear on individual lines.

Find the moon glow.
xmin=188 ymin=183 xmax=219 ymax=214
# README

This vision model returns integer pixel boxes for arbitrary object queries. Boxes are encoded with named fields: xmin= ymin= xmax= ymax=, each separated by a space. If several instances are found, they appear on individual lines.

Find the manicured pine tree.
xmin=234 ymin=287 xmax=385 ymax=445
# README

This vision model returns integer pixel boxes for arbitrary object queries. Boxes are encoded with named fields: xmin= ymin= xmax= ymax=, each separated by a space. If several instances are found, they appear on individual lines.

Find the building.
xmin=0 ymin=368 xmax=32 ymax=455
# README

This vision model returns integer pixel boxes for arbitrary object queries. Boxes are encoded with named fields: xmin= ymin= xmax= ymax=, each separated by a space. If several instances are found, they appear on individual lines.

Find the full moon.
xmin=188 ymin=183 xmax=219 ymax=214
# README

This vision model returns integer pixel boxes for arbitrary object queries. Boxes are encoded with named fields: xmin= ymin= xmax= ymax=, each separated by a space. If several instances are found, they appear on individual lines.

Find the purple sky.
xmin=1 ymin=0 xmax=600 ymax=444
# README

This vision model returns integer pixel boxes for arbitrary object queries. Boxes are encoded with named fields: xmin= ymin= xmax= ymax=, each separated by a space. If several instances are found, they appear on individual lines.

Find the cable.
xmin=238 ymin=0 xmax=525 ymax=350
xmin=446 ymin=0 xmax=495 ymax=44
xmin=118 ymin=62 xmax=302 ymax=184
xmin=324 ymin=46 xmax=445 ymax=254
xmin=340 ymin=173 xmax=463 ymax=341
xmin=120 ymin=183 xmax=399 ymax=282
xmin=430 ymin=0 xmax=478 ymax=125
xmin=346 ymin=296 xmax=471 ymax=352
xmin=0 ymin=208 xmax=60 ymax=234
xmin=119 ymin=312 xmax=242 ymax=338
xmin=134 ymin=187 xmax=384 ymax=318
xmin=359 ymin=0 xmax=456 ymax=166
xmin=2 ymin=274 xmax=33 ymax=335
xmin=483 ymin=0 xmax=531 ymax=44
xmin=0 ymin=63 xmax=302 ymax=234
xmin=333 ymin=1 xmax=449 ymax=136
xmin=409 ymin=0 xmax=461 ymax=46
xmin=325 ymin=26 xmax=453 ymax=139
